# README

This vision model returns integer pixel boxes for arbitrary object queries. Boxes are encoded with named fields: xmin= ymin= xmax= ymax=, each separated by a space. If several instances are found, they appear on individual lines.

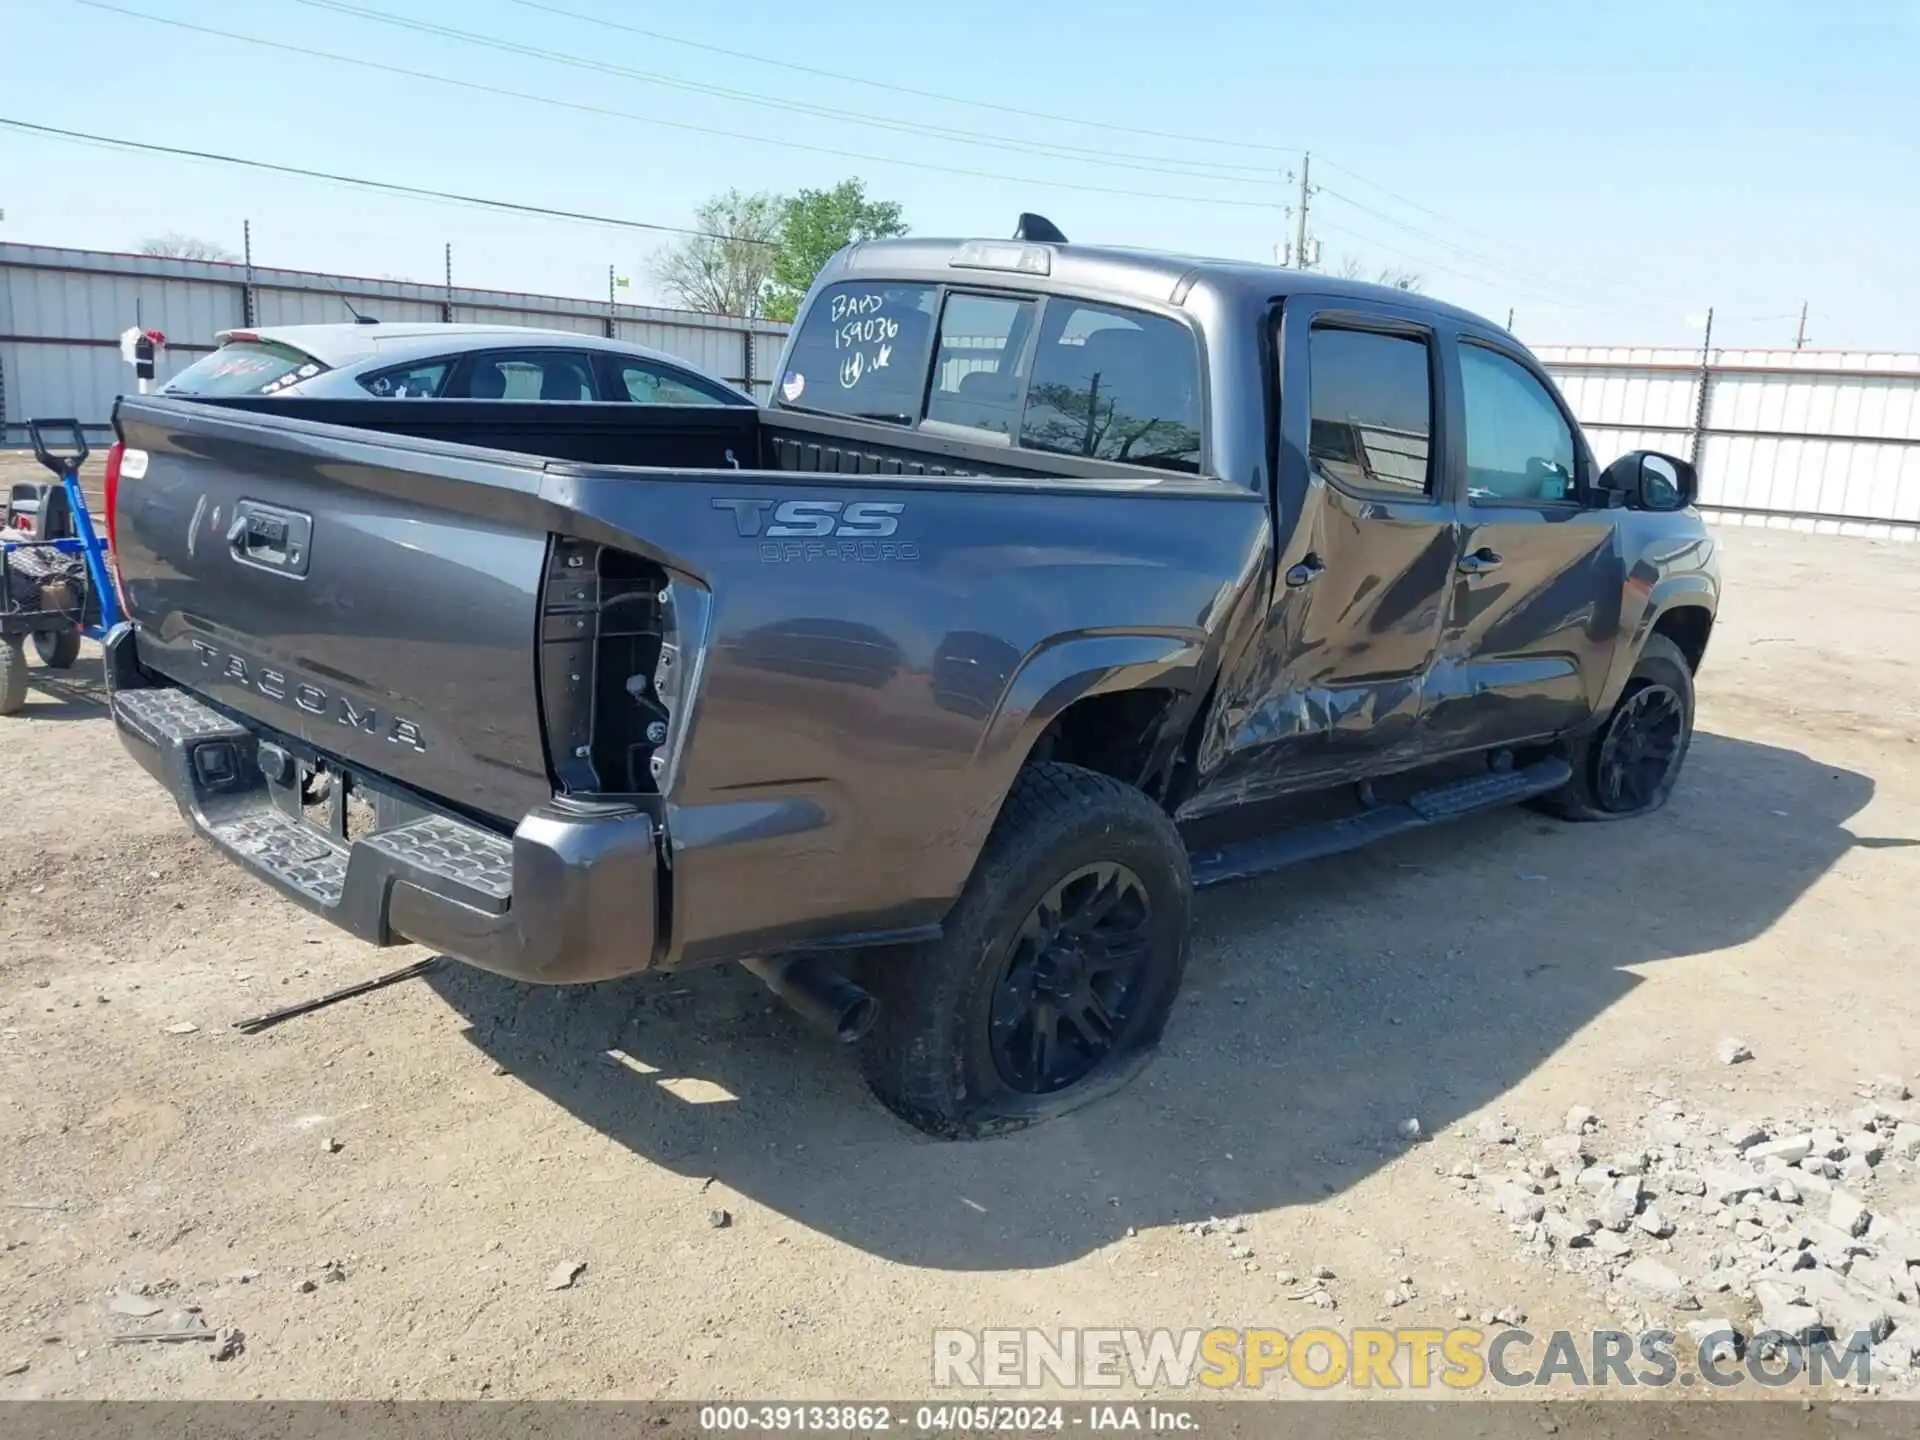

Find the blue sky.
xmin=3 ymin=0 xmax=1915 ymax=348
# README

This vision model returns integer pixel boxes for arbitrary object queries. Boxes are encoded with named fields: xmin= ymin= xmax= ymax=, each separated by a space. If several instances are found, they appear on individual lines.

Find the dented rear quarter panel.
xmin=538 ymin=464 xmax=1271 ymax=965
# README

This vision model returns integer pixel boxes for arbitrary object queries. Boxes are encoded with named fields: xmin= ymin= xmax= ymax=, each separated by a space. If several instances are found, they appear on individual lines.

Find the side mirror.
xmin=1598 ymin=450 xmax=1697 ymax=512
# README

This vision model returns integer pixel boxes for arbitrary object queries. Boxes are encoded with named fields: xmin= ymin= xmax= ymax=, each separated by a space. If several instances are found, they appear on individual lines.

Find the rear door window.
xmin=775 ymin=281 xmax=939 ymax=424
xmin=359 ymin=358 xmax=453 ymax=398
xmin=458 ymin=349 xmax=598 ymax=401
xmin=612 ymin=358 xmax=735 ymax=406
xmin=1306 ymin=326 xmax=1435 ymax=499
xmin=1018 ymin=302 xmax=1202 ymax=473
xmin=924 ymin=293 xmax=1039 ymax=440
xmin=163 ymin=340 xmax=327 ymax=397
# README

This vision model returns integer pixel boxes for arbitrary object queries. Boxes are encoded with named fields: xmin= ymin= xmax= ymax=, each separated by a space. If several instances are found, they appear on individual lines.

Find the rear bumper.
xmin=103 ymin=625 xmax=662 ymax=985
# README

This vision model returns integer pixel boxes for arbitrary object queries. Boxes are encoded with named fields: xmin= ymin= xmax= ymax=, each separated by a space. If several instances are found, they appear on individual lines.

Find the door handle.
xmin=1284 ymin=553 xmax=1326 ymax=588
xmin=1457 ymin=546 xmax=1503 ymax=576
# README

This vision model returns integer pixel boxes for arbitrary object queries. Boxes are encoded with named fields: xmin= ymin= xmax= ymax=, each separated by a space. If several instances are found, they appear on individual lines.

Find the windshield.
xmin=163 ymin=340 xmax=329 ymax=397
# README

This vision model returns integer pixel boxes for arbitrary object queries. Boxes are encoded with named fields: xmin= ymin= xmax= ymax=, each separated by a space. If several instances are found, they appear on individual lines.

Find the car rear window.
xmin=164 ymin=340 xmax=328 ymax=397
xmin=776 ymin=281 xmax=939 ymax=423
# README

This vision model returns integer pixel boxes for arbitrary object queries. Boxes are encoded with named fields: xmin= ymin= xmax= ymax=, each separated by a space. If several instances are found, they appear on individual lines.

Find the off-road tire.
xmin=32 ymin=627 xmax=81 ymax=670
xmin=1539 ymin=633 xmax=1695 ymax=821
xmin=0 ymin=637 xmax=27 ymax=715
xmin=858 ymin=762 xmax=1192 ymax=1139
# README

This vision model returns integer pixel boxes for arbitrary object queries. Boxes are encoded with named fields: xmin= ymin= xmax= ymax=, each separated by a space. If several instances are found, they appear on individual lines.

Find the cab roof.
xmin=834 ymin=236 xmax=1504 ymax=335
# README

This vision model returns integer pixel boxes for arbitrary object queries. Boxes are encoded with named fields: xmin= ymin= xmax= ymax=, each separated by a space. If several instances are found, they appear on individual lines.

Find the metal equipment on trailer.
xmin=1 ymin=419 xmax=121 ymax=714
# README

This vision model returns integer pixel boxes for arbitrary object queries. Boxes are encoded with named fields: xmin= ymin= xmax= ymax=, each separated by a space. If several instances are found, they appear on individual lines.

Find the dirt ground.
xmin=1 ymin=520 xmax=1916 ymax=1404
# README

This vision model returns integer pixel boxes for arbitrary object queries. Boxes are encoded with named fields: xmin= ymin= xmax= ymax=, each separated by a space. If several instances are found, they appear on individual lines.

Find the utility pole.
xmin=1794 ymin=300 xmax=1809 ymax=350
xmin=242 ymin=218 xmax=256 ymax=327
xmin=1688 ymin=306 xmax=1715 ymax=473
xmin=1506 ymin=308 xmax=1515 ymax=331
xmin=1293 ymin=152 xmax=1313 ymax=271
xmin=442 ymin=242 xmax=454 ymax=323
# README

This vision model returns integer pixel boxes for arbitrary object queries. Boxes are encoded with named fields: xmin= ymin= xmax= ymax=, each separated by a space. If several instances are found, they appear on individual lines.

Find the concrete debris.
xmin=1565 ymin=1106 xmax=1598 ymax=1134
xmin=1479 ymin=1119 xmax=1520 ymax=1146
xmin=1847 ymin=1133 xmax=1885 ymax=1166
xmin=322 ymin=1136 xmax=343 ymax=1155
xmin=107 ymin=1293 xmax=164 ymax=1318
xmin=1749 ymin=1134 xmax=1814 ymax=1166
xmin=1634 ymin=1205 xmax=1675 ymax=1239
xmin=1621 ymin=1259 xmax=1691 ymax=1306
xmin=1753 ymin=1280 xmax=1824 ymax=1345
xmin=1724 ymin=1122 xmax=1769 ymax=1152
xmin=163 ymin=1022 xmax=199 ymax=1036
xmin=1830 ymin=1191 xmax=1873 ymax=1239
xmin=1717 ymin=1039 xmax=1753 ymax=1065
xmin=1665 ymin=1171 xmax=1707 ymax=1197
xmin=545 ymin=1260 xmax=586 ymax=1292
xmin=1872 ymin=1076 xmax=1912 ymax=1103
xmin=211 ymin=1327 xmax=245 ymax=1362
xmin=1542 ymin=1136 xmax=1588 ymax=1169
xmin=2 ymin=1359 xmax=27 ymax=1377
xmin=1495 ymin=1183 xmax=1547 ymax=1224
xmin=708 ymin=1208 xmax=732 ymax=1230
xmin=1398 ymin=1118 xmax=1425 ymax=1142
xmin=1686 ymin=1318 xmax=1743 ymax=1365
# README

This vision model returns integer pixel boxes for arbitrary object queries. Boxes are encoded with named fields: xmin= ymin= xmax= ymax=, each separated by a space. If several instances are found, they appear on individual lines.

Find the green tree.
xmin=765 ymin=179 xmax=908 ymax=322
xmin=649 ymin=189 xmax=784 ymax=317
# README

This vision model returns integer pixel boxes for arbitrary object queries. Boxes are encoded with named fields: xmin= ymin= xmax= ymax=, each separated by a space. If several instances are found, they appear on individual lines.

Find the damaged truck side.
xmin=103 ymin=231 xmax=1720 ymax=1137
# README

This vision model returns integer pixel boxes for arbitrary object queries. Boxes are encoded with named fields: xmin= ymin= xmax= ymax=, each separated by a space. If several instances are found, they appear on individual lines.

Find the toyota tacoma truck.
xmin=100 ymin=221 xmax=1720 ymax=1137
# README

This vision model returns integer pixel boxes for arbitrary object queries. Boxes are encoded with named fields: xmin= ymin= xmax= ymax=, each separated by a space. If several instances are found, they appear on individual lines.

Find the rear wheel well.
xmin=1651 ymin=604 xmax=1713 ymax=673
xmin=1027 ymin=689 xmax=1182 ymax=797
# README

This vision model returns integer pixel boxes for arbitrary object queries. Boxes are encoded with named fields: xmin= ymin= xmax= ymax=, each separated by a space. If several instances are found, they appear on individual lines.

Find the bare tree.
xmin=136 ymin=232 xmax=239 ymax=262
xmin=649 ymin=190 xmax=783 ymax=317
xmin=1336 ymin=255 xmax=1423 ymax=292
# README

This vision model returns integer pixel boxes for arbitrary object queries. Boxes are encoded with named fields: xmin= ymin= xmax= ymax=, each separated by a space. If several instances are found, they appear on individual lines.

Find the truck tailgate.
xmin=113 ymin=396 xmax=555 ymax=822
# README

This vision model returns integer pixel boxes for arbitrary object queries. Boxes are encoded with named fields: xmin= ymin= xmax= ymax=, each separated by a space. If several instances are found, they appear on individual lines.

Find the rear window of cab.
xmin=776 ymin=280 xmax=1203 ymax=475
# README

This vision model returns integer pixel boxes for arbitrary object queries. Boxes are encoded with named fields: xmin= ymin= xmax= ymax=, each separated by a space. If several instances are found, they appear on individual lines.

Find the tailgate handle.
xmin=226 ymin=500 xmax=313 ymax=577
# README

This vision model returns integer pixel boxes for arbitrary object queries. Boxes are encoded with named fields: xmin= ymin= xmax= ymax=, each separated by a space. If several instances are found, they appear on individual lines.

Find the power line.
xmin=74 ymin=1 xmax=1295 ymax=213
xmin=507 ymin=0 xmax=1305 ymax=159
xmin=1314 ymin=161 xmax=1700 ymax=311
xmin=293 ymin=0 xmax=1284 ymax=184
xmin=1311 ymin=217 xmax=1591 ymax=312
xmin=1315 ymin=187 xmax=1647 ymax=310
xmin=0 ymin=117 xmax=780 ymax=245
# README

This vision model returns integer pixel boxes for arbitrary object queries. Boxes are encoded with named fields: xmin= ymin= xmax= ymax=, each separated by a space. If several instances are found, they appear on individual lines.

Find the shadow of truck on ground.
xmin=427 ymin=731 xmax=1912 ymax=1271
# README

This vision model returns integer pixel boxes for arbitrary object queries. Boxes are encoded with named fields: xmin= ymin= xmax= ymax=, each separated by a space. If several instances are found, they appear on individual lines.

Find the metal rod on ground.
xmin=231 ymin=956 xmax=442 ymax=1034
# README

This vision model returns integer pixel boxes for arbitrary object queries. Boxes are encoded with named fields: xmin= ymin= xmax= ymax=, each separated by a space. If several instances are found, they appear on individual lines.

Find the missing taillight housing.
xmin=536 ymin=537 xmax=709 ymax=797
xmin=102 ymin=440 xmax=129 ymax=613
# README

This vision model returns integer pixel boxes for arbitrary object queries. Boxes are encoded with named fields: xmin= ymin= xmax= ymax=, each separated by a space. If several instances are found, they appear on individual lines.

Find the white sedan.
xmin=159 ymin=322 xmax=754 ymax=407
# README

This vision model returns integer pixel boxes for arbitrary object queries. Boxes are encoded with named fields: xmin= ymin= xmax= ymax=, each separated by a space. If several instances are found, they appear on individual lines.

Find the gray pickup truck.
xmin=102 ymin=222 xmax=1720 ymax=1137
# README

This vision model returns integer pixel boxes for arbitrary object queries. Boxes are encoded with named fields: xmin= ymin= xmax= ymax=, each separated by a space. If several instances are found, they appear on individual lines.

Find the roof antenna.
xmin=1014 ymin=213 xmax=1067 ymax=244
xmin=340 ymin=296 xmax=379 ymax=325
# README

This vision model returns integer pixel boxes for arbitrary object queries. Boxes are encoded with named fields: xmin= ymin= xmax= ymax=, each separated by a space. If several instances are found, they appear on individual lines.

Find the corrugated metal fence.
xmin=1538 ymin=345 xmax=1920 ymax=542
xmin=6 ymin=243 xmax=1915 ymax=541
xmin=0 ymin=243 xmax=791 ymax=439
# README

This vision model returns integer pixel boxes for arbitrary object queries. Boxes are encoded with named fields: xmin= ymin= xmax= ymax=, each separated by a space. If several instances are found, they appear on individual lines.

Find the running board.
xmin=1187 ymin=757 xmax=1572 ymax=890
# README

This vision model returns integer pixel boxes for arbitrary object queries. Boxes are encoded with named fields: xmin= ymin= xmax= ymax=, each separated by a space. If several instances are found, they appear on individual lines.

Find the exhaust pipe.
xmin=741 ymin=954 xmax=877 ymax=1044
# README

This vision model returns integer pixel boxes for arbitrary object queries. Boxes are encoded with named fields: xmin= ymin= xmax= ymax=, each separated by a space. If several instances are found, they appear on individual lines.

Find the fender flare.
xmin=1594 ymin=571 xmax=1718 ymax=716
xmin=973 ymin=629 xmax=1210 ymax=770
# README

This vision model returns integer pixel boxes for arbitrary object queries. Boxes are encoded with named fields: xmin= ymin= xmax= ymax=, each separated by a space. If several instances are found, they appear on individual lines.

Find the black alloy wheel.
xmin=989 ymin=861 xmax=1154 ymax=1095
xmin=1593 ymin=681 xmax=1687 ymax=813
